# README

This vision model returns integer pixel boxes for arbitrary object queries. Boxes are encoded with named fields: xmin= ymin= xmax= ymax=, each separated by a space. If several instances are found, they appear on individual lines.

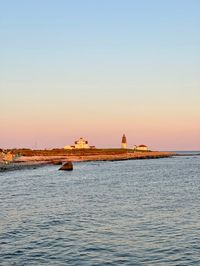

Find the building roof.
xmin=75 ymin=137 xmax=88 ymax=144
xmin=138 ymin=144 xmax=147 ymax=147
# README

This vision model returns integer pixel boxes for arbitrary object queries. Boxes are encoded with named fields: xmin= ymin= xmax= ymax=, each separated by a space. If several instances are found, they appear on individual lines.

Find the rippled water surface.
xmin=0 ymin=156 xmax=200 ymax=265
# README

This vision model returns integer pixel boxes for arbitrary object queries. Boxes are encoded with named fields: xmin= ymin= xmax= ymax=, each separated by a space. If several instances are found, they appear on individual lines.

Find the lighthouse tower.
xmin=121 ymin=134 xmax=127 ymax=149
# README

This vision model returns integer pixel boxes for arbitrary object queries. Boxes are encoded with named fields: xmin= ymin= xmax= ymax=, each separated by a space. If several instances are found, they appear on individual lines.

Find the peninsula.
xmin=0 ymin=149 xmax=174 ymax=172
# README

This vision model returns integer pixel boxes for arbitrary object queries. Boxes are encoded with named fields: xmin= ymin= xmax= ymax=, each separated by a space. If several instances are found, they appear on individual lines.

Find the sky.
xmin=0 ymin=0 xmax=200 ymax=150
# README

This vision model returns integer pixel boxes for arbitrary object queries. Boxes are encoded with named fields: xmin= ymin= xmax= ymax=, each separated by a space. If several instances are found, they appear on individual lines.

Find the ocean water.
xmin=0 ymin=155 xmax=200 ymax=265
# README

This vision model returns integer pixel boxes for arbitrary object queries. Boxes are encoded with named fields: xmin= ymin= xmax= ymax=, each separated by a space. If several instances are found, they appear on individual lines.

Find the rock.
xmin=59 ymin=161 xmax=73 ymax=171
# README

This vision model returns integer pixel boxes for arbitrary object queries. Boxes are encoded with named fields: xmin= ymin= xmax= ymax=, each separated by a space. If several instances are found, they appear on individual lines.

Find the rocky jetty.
xmin=0 ymin=150 xmax=175 ymax=172
xmin=0 ymin=162 xmax=47 ymax=172
xmin=59 ymin=161 xmax=73 ymax=171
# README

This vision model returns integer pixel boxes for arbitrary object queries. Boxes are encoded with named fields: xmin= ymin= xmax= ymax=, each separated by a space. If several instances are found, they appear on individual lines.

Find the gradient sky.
xmin=0 ymin=0 xmax=200 ymax=150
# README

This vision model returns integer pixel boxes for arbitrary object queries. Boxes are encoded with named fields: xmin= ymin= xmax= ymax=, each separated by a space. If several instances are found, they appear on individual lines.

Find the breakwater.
xmin=0 ymin=151 xmax=174 ymax=172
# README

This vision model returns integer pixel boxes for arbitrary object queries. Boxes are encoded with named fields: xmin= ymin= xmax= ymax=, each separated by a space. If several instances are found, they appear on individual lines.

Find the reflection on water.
xmin=0 ymin=156 xmax=200 ymax=265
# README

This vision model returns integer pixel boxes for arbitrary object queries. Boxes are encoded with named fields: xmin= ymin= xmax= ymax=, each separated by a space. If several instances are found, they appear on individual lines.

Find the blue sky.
xmin=0 ymin=0 xmax=200 ymax=149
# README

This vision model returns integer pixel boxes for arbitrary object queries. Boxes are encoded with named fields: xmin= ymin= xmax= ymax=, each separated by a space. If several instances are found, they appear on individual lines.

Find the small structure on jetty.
xmin=64 ymin=137 xmax=95 ymax=150
xmin=133 ymin=144 xmax=149 ymax=151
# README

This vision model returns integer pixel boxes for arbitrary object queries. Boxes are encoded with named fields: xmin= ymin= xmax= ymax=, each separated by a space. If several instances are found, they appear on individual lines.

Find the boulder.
xmin=59 ymin=161 xmax=73 ymax=171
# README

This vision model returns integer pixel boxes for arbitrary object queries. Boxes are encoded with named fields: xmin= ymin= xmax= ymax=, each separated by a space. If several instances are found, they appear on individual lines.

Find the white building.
xmin=64 ymin=137 xmax=95 ymax=149
xmin=74 ymin=137 xmax=90 ymax=149
xmin=63 ymin=145 xmax=73 ymax=150
xmin=134 ymin=145 xmax=149 ymax=151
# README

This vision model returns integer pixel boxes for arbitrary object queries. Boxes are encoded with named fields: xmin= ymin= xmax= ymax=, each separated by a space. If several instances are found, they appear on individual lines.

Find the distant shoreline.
xmin=0 ymin=151 xmax=174 ymax=172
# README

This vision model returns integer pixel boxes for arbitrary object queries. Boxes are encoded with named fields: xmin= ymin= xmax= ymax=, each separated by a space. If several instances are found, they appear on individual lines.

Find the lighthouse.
xmin=121 ymin=134 xmax=127 ymax=149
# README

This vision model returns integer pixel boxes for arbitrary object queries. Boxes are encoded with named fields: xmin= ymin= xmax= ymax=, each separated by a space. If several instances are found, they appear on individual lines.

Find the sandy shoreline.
xmin=0 ymin=151 xmax=174 ymax=172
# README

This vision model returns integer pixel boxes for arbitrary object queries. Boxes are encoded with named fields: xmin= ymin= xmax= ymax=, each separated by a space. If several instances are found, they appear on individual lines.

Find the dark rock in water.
xmin=59 ymin=161 xmax=73 ymax=171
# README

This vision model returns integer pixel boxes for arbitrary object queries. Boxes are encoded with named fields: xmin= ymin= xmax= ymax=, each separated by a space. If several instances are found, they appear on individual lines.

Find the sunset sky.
xmin=1 ymin=0 xmax=200 ymax=150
